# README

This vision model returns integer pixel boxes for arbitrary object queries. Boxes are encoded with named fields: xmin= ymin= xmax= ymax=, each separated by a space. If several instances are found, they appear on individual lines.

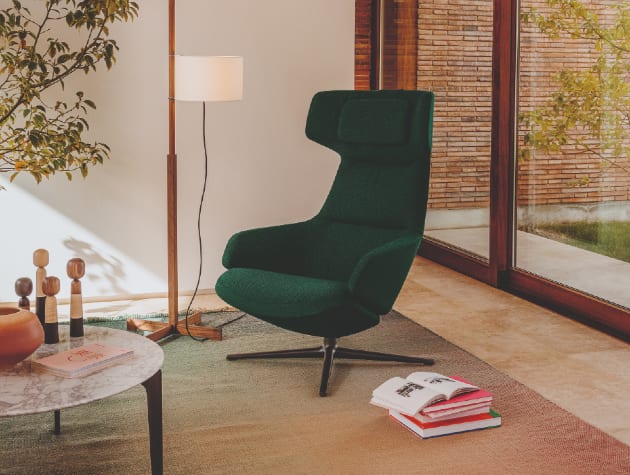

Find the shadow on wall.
xmin=64 ymin=237 xmax=127 ymax=297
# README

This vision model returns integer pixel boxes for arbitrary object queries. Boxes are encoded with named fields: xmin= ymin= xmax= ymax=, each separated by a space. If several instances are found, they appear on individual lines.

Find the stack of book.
xmin=370 ymin=371 xmax=501 ymax=439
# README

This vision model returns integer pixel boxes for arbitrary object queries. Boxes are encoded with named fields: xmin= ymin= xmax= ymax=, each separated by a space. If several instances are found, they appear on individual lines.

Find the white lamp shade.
xmin=174 ymin=55 xmax=243 ymax=102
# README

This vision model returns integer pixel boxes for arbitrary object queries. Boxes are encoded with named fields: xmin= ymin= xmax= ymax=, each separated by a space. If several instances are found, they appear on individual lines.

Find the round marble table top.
xmin=0 ymin=325 xmax=164 ymax=417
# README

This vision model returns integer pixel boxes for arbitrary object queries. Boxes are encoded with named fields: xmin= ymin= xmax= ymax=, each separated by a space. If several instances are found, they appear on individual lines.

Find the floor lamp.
xmin=128 ymin=0 xmax=243 ymax=341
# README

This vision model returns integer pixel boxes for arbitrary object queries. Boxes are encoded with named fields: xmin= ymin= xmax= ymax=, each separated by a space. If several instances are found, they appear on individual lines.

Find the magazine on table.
xmin=31 ymin=342 xmax=134 ymax=378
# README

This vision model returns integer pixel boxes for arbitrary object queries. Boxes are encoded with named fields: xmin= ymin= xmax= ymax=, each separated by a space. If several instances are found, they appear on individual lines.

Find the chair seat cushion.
xmin=216 ymin=268 xmax=349 ymax=319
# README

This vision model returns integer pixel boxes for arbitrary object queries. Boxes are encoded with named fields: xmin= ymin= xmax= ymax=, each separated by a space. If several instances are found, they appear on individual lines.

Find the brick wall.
xmin=416 ymin=0 xmax=493 ymax=210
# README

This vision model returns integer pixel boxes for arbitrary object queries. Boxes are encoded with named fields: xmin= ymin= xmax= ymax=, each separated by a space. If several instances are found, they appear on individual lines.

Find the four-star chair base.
xmin=227 ymin=337 xmax=434 ymax=397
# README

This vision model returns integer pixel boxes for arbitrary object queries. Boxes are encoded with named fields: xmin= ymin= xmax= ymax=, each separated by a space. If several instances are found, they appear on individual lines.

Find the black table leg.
xmin=54 ymin=410 xmax=61 ymax=434
xmin=141 ymin=369 xmax=163 ymax=475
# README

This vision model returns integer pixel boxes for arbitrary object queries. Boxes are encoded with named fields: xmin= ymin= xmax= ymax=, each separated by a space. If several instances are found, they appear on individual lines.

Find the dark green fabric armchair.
xmin=216 ymin=90 xmax=435 ymax=396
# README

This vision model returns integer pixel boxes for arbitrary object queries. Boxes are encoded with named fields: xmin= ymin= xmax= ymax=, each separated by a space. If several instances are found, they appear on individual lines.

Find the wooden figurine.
xmin=42 ymin=276 xmax=60 ymax=344
xmin=33 ymin=249 xmax=49 ymax=325
xmin=67 ymin=258 xmax=85 ymax=337
xmin=15 ymin=277 xmax=33 ymax=311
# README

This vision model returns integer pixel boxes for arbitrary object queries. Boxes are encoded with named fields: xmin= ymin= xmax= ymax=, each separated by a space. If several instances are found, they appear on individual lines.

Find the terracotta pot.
xmin=0 ymin=307 xmax=44 ymax=369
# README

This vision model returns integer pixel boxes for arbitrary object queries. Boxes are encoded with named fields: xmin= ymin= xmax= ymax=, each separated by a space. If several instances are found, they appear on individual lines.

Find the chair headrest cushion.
xmin=305 ymin=90 xmax=434 ymax=164
xmin=337 ymin=98 xmax=409 ymax=145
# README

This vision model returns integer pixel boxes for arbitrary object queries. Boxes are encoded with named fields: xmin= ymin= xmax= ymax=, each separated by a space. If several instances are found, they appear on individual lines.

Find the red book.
xmin=416 ymin=403 xmax=492 ymax=423
xmin=31 ymin=342 xmax=134 ymax=378
xmin=390 ymin=408 xmax=502 ymax=439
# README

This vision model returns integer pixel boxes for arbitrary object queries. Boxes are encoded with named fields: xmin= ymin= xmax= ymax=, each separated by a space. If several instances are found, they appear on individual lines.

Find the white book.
xmin=370 ymin=372 xmax=478 ymax=417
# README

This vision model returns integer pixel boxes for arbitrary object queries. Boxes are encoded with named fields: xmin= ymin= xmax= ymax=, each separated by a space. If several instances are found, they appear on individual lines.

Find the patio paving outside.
xmin=425 ymin=227 xmax=630 ymax=310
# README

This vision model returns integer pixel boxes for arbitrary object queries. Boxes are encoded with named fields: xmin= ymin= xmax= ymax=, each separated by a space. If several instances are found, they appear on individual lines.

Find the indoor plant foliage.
xmin=0 ymin=0 xmax=139 ymax=184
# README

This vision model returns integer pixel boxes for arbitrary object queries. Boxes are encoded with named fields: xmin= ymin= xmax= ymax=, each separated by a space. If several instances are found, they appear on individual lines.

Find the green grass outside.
xmin=530 ymin=221 xmax=630 ymax=263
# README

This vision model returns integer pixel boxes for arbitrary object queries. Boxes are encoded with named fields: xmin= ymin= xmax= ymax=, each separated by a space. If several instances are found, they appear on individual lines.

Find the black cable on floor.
xmin=215 ymin=311 xmax=247 ymax=328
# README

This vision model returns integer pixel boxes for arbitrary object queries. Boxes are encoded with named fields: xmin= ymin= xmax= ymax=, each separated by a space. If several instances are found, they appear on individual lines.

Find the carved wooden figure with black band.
xmin=42 ymin=276 xmax=60 ymax=344
xmin=67 ymin=258 xmax=85 ymax=338
xmin=33 ymin=249 xmax=49 ymax=326
xmin=15 ymin=277 xmax=33 ymax=311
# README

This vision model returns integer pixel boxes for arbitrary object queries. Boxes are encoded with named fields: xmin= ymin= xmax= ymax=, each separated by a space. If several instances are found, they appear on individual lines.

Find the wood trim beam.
xmin=370 ymin=0 xmax=381 ymax=90
xmin=489 ymin=0 xmax=518 ymax=288
xmin=508 ymin=270 xmax=630 ymax=341
xmin=418 ymin=239 xmax=493 ymax=284
xmin=167 ymin=0 xmax=178 ymax=326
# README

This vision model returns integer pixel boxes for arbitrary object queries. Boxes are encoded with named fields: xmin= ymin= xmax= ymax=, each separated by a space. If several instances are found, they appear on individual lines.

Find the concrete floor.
xmin=397 ymin=256 xmax=630 ymax=445
xmin=426 ymin=227 xmax=630 ymax=309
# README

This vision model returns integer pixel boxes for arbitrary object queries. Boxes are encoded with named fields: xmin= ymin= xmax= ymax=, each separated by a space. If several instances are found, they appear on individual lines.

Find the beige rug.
xmin=1 ymin=312 xmax=629 ymax=474
xmin=52 ymin=292 xmax=231 ymax=322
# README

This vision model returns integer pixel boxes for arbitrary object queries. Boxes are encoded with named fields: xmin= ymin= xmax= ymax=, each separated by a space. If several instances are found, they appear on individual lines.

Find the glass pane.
xmin=414 ymin=0 xmax=493 ymax=259
xmin=516 ymin=1 xmax=630 ymax=309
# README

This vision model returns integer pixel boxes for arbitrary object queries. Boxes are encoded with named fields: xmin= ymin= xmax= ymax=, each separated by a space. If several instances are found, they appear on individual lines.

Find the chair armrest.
xmin=348 ymin=235 xmax=421 ymax=314
xmin=222 ymin=221 xmax=312 ymax=273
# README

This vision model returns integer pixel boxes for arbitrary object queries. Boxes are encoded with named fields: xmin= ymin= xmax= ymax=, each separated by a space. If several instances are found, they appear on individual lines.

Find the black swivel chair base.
xmin=226 ymin=337 xmax=435 ymax=397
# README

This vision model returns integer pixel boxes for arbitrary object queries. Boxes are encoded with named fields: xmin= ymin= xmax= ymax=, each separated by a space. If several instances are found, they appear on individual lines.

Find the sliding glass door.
xmin=516 ymin=0 xmax=630 ymax=311
xmin=355 ymin=0 xmax=630 ymax=338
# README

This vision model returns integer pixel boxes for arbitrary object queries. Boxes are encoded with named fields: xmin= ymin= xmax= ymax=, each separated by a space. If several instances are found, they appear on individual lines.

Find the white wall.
xmin=0 ymin=0 xmax=354 ymax=303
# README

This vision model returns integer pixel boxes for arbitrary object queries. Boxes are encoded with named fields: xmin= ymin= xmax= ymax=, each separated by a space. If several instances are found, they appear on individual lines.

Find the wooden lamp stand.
xmin=127 ymin=0 xmax=232 ymax=342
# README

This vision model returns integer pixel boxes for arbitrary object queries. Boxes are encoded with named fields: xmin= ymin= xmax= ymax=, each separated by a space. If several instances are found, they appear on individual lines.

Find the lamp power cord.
xmin=183 ymin=102 xmax=245 ymax=341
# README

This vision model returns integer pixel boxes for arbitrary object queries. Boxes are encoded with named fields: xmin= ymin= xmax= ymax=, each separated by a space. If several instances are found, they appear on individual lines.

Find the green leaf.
xmin=0 ymin=0 xmax=136 ymax=184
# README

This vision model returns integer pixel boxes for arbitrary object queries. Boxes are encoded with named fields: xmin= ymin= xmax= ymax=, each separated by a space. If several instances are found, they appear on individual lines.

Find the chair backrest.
xmin=306 ymin=90 xmax=434 ymax=233
xmin=303 ymin=90 xmax=434 ymax=282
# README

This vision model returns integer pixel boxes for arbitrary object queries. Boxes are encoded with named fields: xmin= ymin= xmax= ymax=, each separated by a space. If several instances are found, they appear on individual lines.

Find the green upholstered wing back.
xmin=217 ymin=90 xmax=434 ymax=337
xmin=307 ymin=90 xmax=433 ymax=231
xmin=303 ymin=90 xmax=434 ymax=285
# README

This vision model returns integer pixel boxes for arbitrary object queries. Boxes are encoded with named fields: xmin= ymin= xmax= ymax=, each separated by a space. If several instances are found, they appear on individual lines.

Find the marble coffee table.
xmin=0 ymin=325 xmax=164 ymax=475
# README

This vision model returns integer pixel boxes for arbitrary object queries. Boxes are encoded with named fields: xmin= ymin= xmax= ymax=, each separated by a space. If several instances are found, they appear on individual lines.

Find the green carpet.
xmin=1 ymin=312 xmax=629 ymax=474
